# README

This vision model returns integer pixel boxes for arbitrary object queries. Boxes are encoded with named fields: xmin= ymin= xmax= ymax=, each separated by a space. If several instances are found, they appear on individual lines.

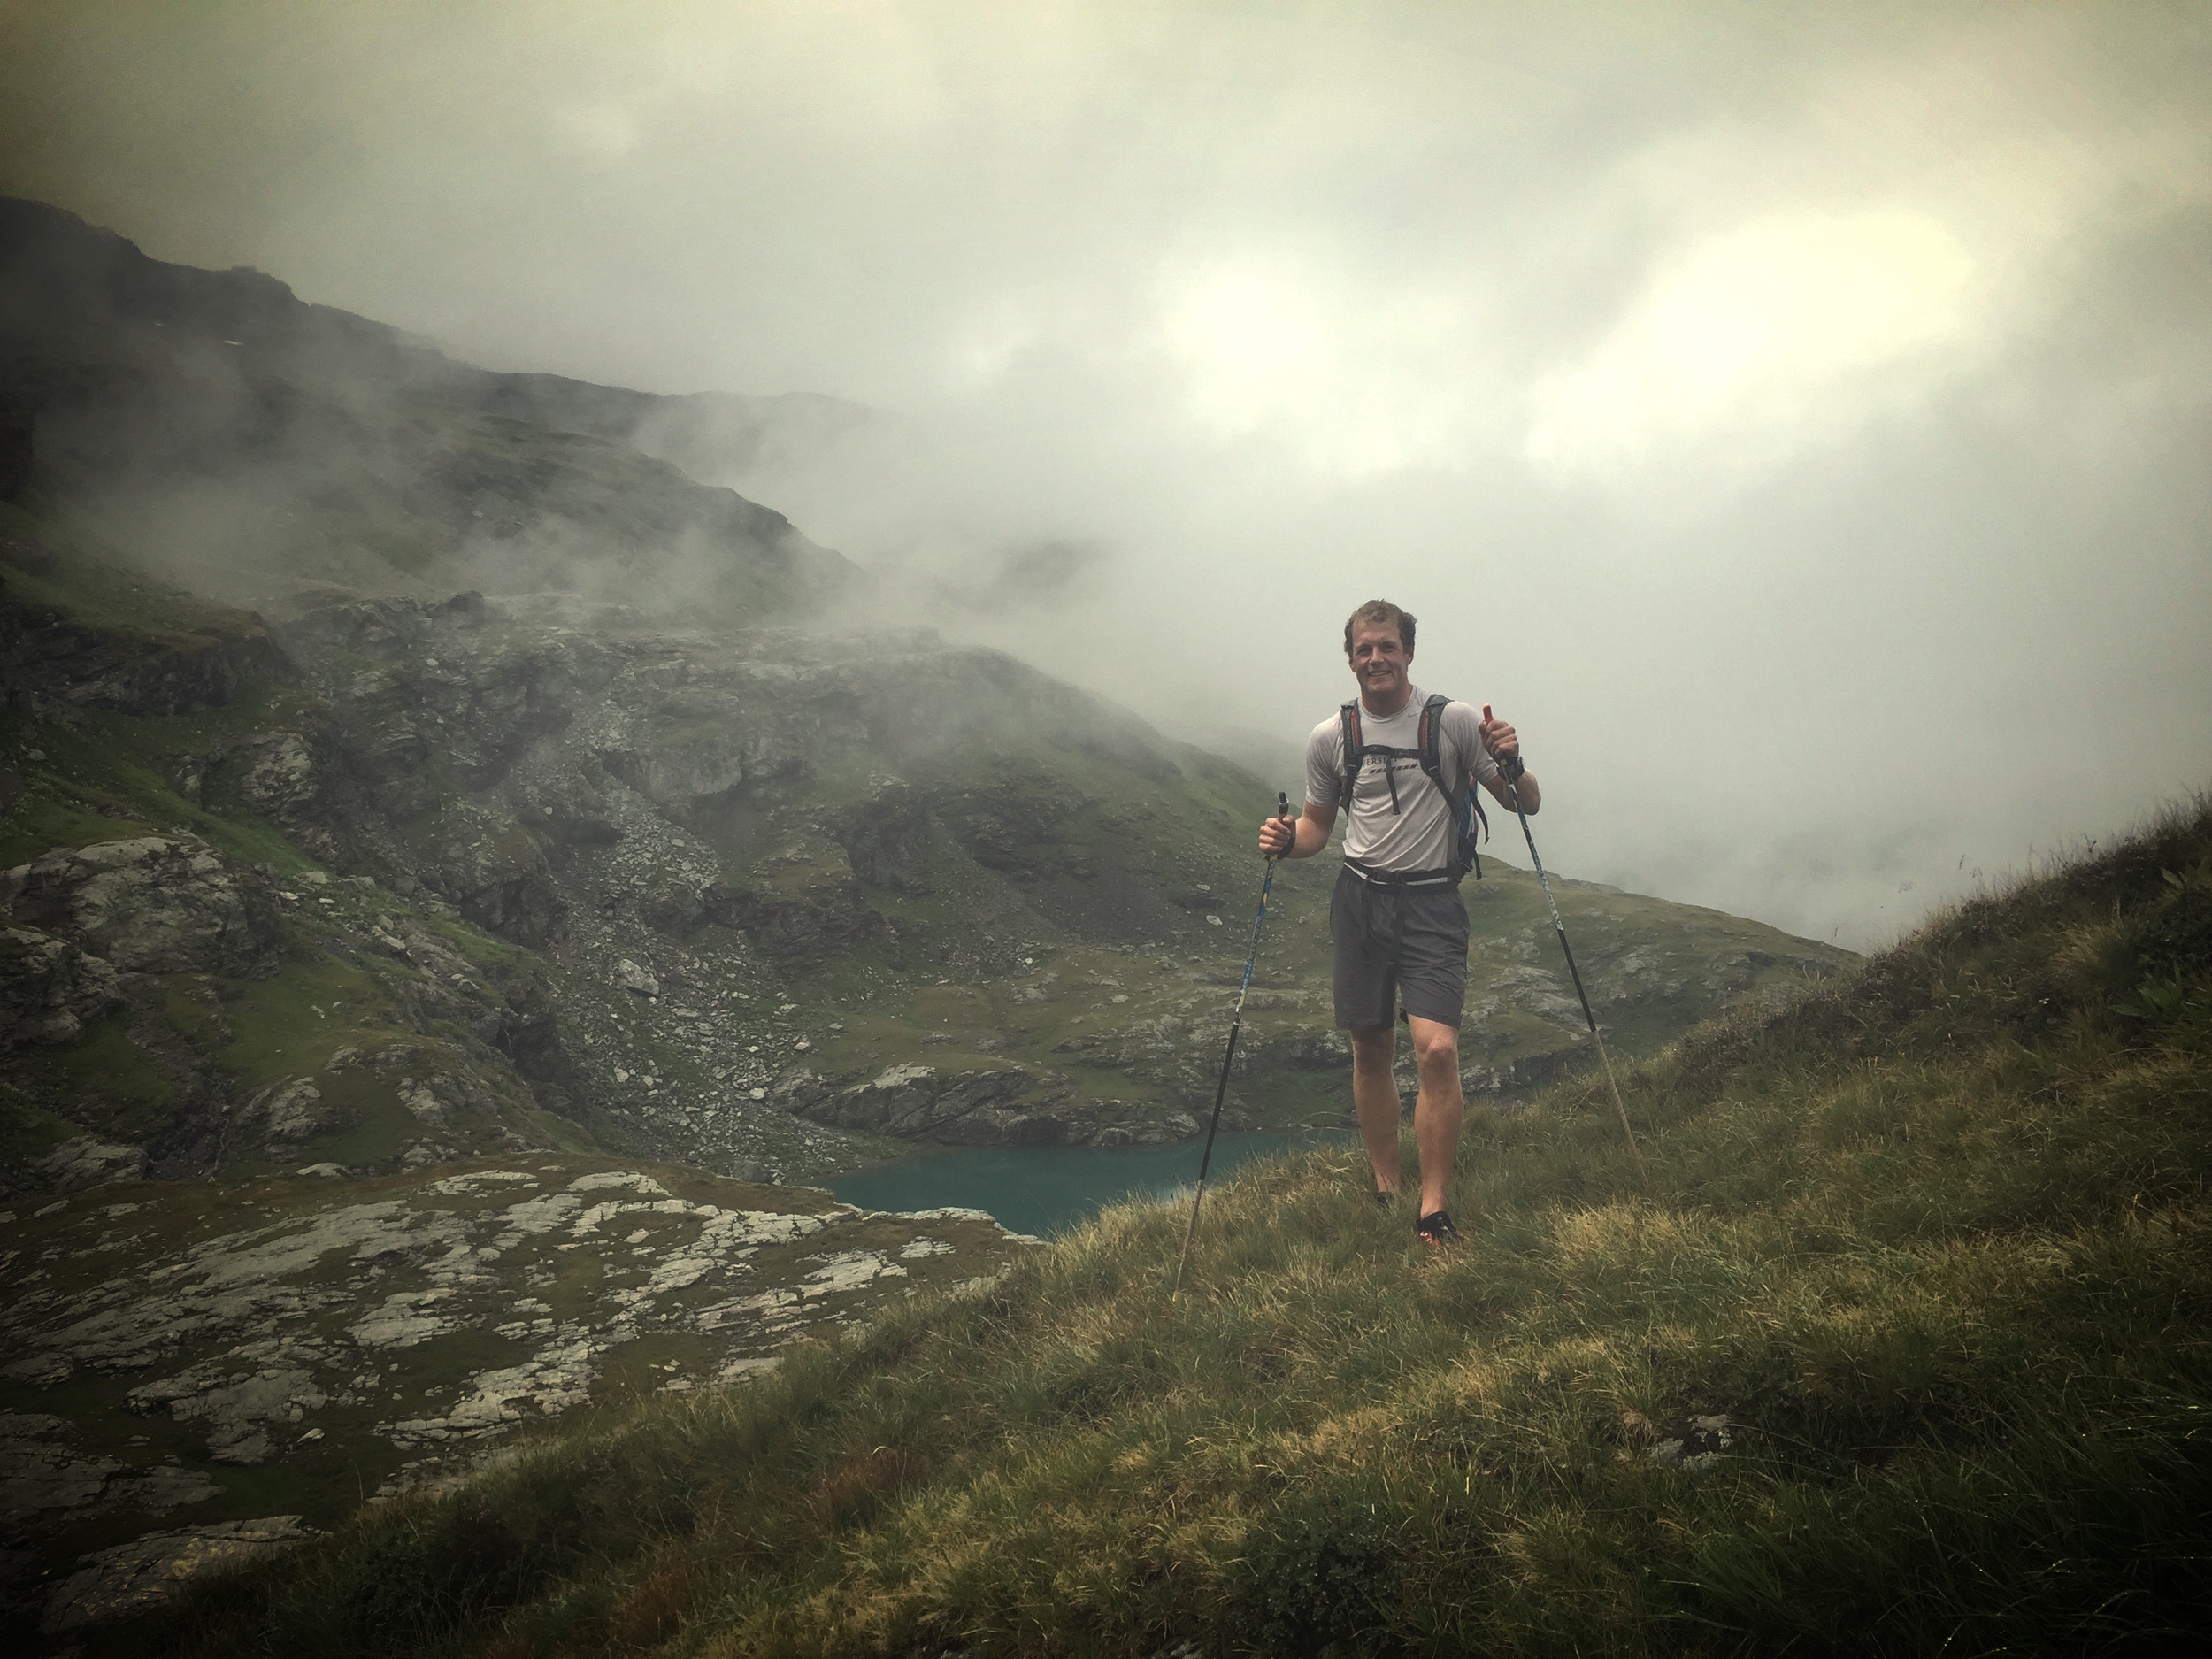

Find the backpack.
xmin=1337 ymin=693 xmax=1490 ymax=882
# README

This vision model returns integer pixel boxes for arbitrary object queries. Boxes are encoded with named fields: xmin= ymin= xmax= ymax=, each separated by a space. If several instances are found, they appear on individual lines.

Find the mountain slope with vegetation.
xmin=0 ymin=499 xmax=1855 ymax=1197
xmin=123 ymin=795 xmax=2212 ymax=1656
xmin=0 ymin=195 xmax=1856 ymax=1200
xmin=0 ymin=196 xmax=1916 ymax=1651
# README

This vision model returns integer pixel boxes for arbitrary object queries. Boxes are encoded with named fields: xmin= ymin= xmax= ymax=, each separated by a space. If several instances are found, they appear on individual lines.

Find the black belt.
xmin=1341 ymin=856 xmax=1455 ymax=891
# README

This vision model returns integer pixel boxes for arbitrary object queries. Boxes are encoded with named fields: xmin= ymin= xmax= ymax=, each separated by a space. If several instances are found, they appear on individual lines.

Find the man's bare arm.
xmin=1259 ymin=801 xmax=1334 ymax=859
xmin=1480 ymin=771 xmax=1539 ymax=815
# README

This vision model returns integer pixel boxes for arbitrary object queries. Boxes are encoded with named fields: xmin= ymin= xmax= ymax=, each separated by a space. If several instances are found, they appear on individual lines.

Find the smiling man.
xmin=1257 ymin=599 xmax=1540 ymax=1245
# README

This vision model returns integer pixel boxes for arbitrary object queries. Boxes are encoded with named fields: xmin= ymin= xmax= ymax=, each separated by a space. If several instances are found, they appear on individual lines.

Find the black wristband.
xmin=1498 ymin=751 xmax=1525 ymax=783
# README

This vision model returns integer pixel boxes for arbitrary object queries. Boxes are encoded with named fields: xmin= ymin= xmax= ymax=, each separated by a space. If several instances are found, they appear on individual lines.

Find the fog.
xmin=4 ymin=1 xmax=2208 ymax=949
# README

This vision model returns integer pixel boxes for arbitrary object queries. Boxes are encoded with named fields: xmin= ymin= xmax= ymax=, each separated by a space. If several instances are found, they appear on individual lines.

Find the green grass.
xmin=119 ymin=796 xmax=2212 ymax=1657
xmin=0 ymin=498 xmax=273 ymax=650
xmin=12 ymin=1011 xmax=179 ymax=1142
xmin=0 ymin=1081 xmax=89 ymax=1164
xmin=0 ymin=646 xmax=323 ymax=875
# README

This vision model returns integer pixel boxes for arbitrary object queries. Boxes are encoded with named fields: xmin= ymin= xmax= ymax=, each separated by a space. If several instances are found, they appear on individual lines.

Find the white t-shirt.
xmin=1303 ymin=686 xmax=1500 ymax=872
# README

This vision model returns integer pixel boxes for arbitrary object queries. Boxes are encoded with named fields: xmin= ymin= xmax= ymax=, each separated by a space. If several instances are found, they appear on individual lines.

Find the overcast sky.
xmin=4 ymin=1 xmax=2208 ymax=949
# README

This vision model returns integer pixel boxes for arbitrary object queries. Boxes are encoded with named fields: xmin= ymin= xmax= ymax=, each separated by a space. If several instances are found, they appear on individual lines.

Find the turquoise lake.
xmin=826 ymin=1130 xmax=1353 ymax=1239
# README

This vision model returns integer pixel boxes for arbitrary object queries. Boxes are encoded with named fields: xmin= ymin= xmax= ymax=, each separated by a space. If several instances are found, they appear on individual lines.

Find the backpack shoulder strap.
xmin=1416 ymin=694 xmax=1453 ymax=798
xmin=1419 ymin=695 xmax=1492 ymax=880
xmin=1337 ymin=701 xmax=1363 ymax=814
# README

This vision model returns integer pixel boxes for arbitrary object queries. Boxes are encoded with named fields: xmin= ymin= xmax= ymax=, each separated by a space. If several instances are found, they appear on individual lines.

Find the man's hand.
xmin=1258 ymin=810 xmax=1298 ymax=859
xmin=1477 ymin=708 xmax=1518 ymax=763
xmin=1478 ymin=704 xmax=1539 ymax=812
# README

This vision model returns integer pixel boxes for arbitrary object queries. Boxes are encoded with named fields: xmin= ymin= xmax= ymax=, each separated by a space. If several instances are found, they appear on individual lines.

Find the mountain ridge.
xmin=0 ymin=196 xmax=863 ymax=620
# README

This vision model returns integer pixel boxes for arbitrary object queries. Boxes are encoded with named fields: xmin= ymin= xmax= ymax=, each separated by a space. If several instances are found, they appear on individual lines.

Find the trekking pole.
xmin=1172 ymin=791 xmax=1290 ymax=1298
xmin=1486 ymin=707 xmax=1645 ymax=1171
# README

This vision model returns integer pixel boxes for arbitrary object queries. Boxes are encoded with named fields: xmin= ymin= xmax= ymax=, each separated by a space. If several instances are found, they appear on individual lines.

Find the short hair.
xmin=1343 ymin=599 xmax=1415 ymax=657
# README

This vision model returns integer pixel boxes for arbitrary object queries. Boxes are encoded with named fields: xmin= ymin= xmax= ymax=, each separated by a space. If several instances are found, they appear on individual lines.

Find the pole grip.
xmin=1482 ymin=703 xmax=1525 ymax=782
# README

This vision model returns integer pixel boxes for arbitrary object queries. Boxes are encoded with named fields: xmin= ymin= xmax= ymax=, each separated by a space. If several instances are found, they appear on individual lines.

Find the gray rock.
xmin=0 ymin=925 xmax=124 ymax=1048
xmin=236 ymin=1077 xmax=329 ymax=1142
xmin=1647 ymin=1415 xmax=1736 ymax=1471
xmin=793 ymin=1063 xmax=1179 ymax=1148
xmin=615 ymin=958 xmax=660 ymax=997
xmin=806 ymin=1064 xmax=1054 ymax=1143
xmin=0 ymin=834 xmax=278 ymax=976
xmin=766 ymin=1065 xmax=830 ymax=1113
xmin=396 ymin=1077 xmax=449 ymax=1126
xmin=349 ymin=1291 xmax=460 ymax=1349
xmin=204 ymin=1421 xmax=273 ymax=1464
xmin=42 ymin=1515 xmax=319 ymax=1633
xmin=34 ymin=1137 xmax=147 ymax=1193
xmin=0 ymin=1412 xmax=219 ymax=1531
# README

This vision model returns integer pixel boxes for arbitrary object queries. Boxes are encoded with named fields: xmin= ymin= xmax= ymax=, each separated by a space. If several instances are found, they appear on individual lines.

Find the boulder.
xmin=0 ymin=835 xmax=279 ymax=976
xmin=0 ymin=925 xmax=124 ymax=1048
xmin=42 ymin=1515 xmax=319 ymax=1634
xmin=232 ymin=1078 xmax=344 ymax=1146
xmin=800 ymin=1064 xmax=1085 ymax=1147
xmin=766 ymin=1065 xmax=830 ymax=1113
xmin=35 ymin=1137 xmax=148 ymax=1192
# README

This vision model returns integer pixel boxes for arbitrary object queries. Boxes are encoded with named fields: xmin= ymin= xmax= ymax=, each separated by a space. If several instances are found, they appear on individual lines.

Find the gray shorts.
xmin=1330 ymin=865 xmax=1470 ymax=1030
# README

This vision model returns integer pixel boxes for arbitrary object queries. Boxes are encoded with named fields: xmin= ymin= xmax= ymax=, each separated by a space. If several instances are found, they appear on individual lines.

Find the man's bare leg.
xmin=1348 ymin=1026 xmax=1403 ymax=1195
xmin=1405 ymin=1015 xmax=1464 ymax=1218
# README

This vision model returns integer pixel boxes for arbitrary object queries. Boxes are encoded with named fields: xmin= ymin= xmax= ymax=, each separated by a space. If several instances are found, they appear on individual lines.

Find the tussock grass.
xmin=131 ymin=800 xmax=2212 ymax=1657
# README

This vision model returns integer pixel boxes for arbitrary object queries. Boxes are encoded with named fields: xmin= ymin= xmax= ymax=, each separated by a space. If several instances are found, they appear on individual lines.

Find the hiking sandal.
xmin=1416 ymin=1210 xmax=1463 ymax=1247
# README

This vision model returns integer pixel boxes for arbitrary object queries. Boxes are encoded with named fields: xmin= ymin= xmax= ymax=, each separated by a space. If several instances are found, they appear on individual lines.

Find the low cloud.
xmin=3 ymin=1 xmax=2206 ymax=949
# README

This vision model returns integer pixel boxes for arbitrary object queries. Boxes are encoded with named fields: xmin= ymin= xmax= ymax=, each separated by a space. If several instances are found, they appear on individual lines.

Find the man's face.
xmin=1347 ymin=622 xmax=1412 ymax=708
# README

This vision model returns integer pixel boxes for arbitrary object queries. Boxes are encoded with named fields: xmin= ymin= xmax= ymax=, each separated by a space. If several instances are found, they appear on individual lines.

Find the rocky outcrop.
xmin=273 ymin=591 xmax=488 ymax=662
xmin=0 ymin=834 xmax=280 ymax=977
xmin=405 ymin=800 xmax=564 ymax=945
xmin=0 ymin=924 xmax=124 ymax=1047
xmin=831 ymin=784 xmax=933 ymax=894
xmin=33 ymin=1136 xmax=148 ymax=1191
xmin=1 ymin=1155 xmax=1026 ymax=1633
xmin=230 ymin=1078 xmax=347 ymax=1147
xmin=783 ymin=1063 xmax=1194 ymax=1148
xmin=0 ymin=598 xmax=294 ymax=718
xmin=41 ymin=1515 xmax=319 ymax=1635
xmin=0 ymin=1409 xmax=219 ymax=1549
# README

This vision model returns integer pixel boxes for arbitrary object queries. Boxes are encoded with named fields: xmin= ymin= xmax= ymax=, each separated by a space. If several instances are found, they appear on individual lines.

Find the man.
xmin=1258 ymin=598 xmax=1540 ymax=1246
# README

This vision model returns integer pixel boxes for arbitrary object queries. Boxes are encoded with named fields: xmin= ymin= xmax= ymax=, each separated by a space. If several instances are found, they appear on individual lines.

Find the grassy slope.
xmin=698 ymin=724 xmax=1854 ymax=1132
xmin=129 ymin=797 xmax=2212 ymax=1656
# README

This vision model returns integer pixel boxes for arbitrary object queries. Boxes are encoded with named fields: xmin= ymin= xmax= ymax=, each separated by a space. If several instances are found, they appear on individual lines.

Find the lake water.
xmin=827 ymin=1130 xmax=1354 ymax=1239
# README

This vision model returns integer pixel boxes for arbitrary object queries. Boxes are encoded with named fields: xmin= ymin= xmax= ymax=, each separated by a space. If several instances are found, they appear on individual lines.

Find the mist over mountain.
xmin=0 ymin=196 xmax=864 ymax=623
